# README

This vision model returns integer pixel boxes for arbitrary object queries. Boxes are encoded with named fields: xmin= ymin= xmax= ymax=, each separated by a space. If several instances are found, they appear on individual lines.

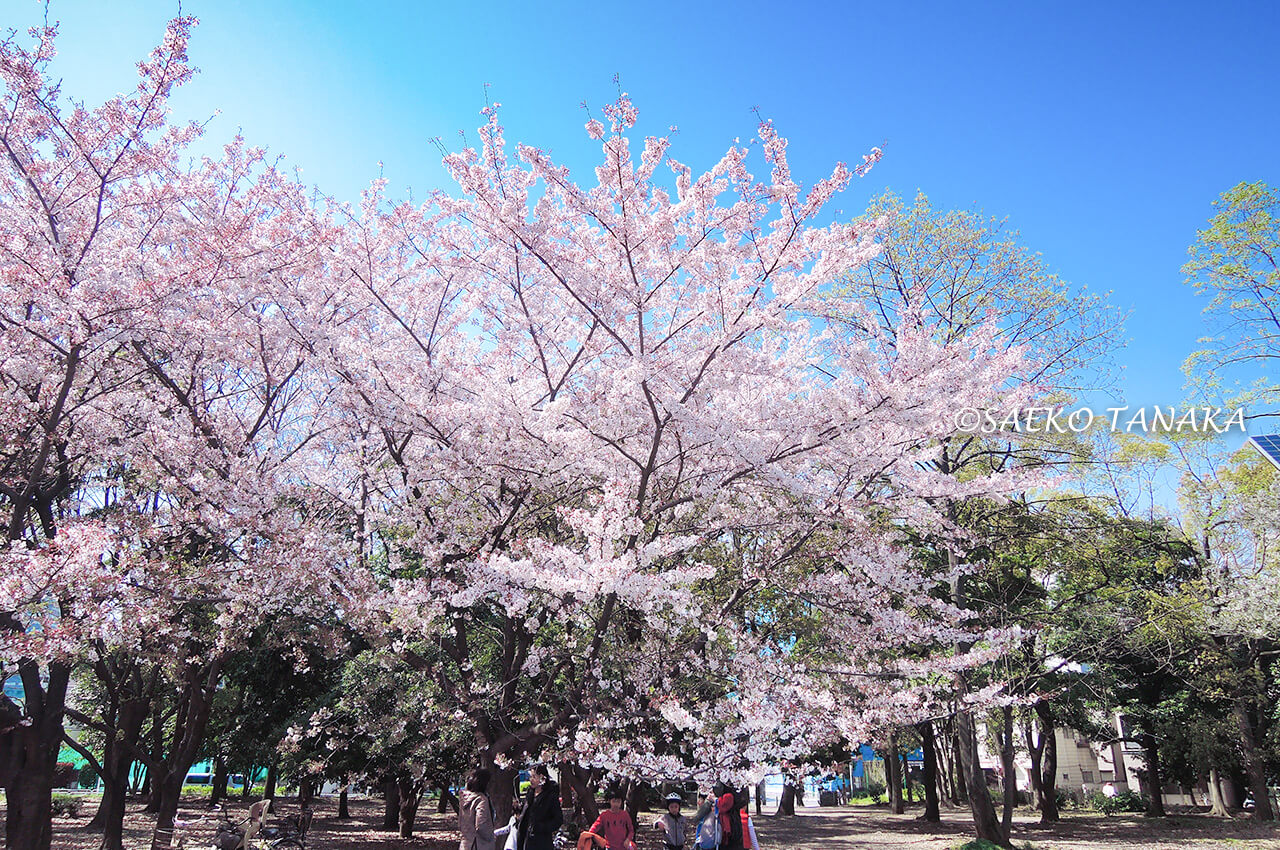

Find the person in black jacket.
xmin=516 ymin=764 xmax=563 ymax=850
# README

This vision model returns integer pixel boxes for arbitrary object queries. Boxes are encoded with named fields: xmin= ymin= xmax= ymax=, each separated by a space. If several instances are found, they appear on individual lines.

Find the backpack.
xmin=694 ymin=798 xmax=722 ymax=849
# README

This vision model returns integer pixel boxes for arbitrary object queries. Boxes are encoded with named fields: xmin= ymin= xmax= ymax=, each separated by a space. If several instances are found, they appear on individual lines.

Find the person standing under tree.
xmin=588 ymin=787 xmax=636 ymax=850
xmin=716 ymin=783 xmax=745 ymax=850
xmin=460 ymin=769 xmax=497 ymax=850
xmin=652 ymin=792 xmax=689 ymax=850
xmin=517 ymin=765 xmax=563 ymax=850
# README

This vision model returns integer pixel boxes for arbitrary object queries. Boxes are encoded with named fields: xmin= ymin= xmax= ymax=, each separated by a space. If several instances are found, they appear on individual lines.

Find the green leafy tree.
xmin=1183 ymin=181 xmax=1280 ymax=416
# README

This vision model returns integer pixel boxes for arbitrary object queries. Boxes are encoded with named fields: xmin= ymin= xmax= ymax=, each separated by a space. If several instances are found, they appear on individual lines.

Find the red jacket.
xmin=717 ymin=793 xmax=736 ymax=838
xmin=588 ymin=809 xmax=634 ymax=850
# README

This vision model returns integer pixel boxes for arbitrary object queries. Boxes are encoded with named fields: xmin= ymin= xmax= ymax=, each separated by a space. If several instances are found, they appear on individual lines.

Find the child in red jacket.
xmin=588 ymin=789 xmax=636 ymax=850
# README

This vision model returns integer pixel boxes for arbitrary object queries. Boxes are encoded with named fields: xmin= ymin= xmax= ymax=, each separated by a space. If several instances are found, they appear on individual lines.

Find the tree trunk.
xmin=382 ymin=778 xmax=400 ymax=831
xmin=492 ymin=765 xmax=519 ymax=827
xmin=936 ymin=720 xmax=958 ymax=806
xmin=1140 ymin=733 xmax=1165 ymax=818
xmin=264 ymin=761 xmax=278 ymax=800
xmin=397 ymin=775 xmax=421 ymax=839
xmin=298 ymin=777 xmax=315 ymax=808
xmin=437 ymin=784 xmax=459 ymax=814
xmin=210 ymin=755 xmax=228 ymax=806
xmin=918 ymin=720 xmax=941 ymax=822
xmin=97 ymin=700 xmax=150 ymax=850
xmin=887 ymin=734 xmax=904 ymax=814
xmin=1233 ymin=696 xmax=1276 ymax=820
xmin=241 ymin=764 xmax=255 ymax=800
xmin=130 ymin=764 xmax=146 ymax=794
xmin=779 ymin=778 xmax=797 ymax=816
xmin=1023 ymin=711 xmax=1045 ymax=815
xmin=148 ymin=661 xmax=223 ymax=848
xmin=902 ymin=751 xmax=913 ymax=805
xmin=957 ymin=705 xmax=1009 ymax=847
xmin=2 ymin=658 xmax=71 ymax=850
xmin=563 ymin=763 xmax=597 ymax=826
xmin=625 ymin=779 xmax=647 ymax=832
xmin=951 ymin=722 xmax=969 ymax=804
xmin=149 ymin=772 xmax=186 ymax=850
xmin=338 ymin=784 xmax=350 ymax=819
xmin=144 ymin=701 xmax=165 ymax=815
xmin=88 ymin=693 xmax=150 ymax=849
xmin=559 ymin=763 xmax=574 ymax=810
xmin=1035 ymin=700 xmax=1059 ymax=824
xmin=1000 ymin=705 xmax=1017 ymax=838
xmin=1207 ymin=767 xmax=1229 ymax=818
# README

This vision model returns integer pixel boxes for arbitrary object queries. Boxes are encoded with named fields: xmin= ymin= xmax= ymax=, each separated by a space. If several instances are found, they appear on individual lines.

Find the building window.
xmin=1082 ymin=770 xmax=1094 ymax=783
xmin=1063 ymin=773 xmax=1070 ymax=781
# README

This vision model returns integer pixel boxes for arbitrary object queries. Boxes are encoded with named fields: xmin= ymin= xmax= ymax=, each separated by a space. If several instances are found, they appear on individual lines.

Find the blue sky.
xmin=14 ymin=0 xmax=1280 ymax=420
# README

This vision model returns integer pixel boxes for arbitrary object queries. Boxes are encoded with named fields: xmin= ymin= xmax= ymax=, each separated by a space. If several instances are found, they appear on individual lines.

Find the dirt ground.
xmin=12 ymin=795 xmax=1280 ymax=849
xmin=756 ymin=805 xmax=1280 ymax=849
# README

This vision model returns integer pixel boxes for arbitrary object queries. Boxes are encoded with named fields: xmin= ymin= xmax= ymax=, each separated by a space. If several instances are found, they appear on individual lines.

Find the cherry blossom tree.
xmin=4 ymin=12 xmax=1058 ymax=848
xmin=304 ymin=95 xmax=1044 ymax=823
xmin=0 ymin=17 xmax=358 ymax=849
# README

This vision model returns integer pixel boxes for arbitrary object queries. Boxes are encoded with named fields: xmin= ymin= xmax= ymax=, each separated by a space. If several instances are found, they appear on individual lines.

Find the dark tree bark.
xmin=1034 ymin=701 xmax=1059 ymax=824
xmin=887 ymin=734 xmax=904 ymax=815
xmin=338 ymin=783 xmax=350 ymax=819
xmin=90 ymin=695 xmax=151 ymax=850
xmin=148 ymin=659 xmax=223 ymax=849
xmin=397 ymin=774 xmax=423 ymax=839
xmin=957 ymin=703 xmax=1009 ymax=847
xmin=950 ymin=720 xmax=969 ymax=805
xmin=779 ymin=770 xmax=797 ymax=816
xmin=263 ymin=761 xmax=278 ymax=800
xmin=1234 ymin=693 xmax=1276 ymax=820
xmin=999 ymin=705 xmax=1017 ymax=839
xmin=436 ymin=784 xmax=459 ymax=814
xmin=563 ymin=763 xmax=598 ymax=826
xmin=297 ymin=778 xmax=315 ymax=808
xmin=1 ymin=656 xmax=71 ymax=850
xmin=902 ymin=752 xmax=913 ymax=805
xmin=382 ymin=778 xmax=400 ymax=831
xmin=210 ymin=755 xmax=229 ymax=806
xmin=1139 ymin=732 xmax=1165 ymax=818
xmin=144 ymin=701 xmax=165 ymax=814
xmin=918 ymin=720 xmax=941 ymax=822
xmin=492 ymin=765 xmax=519 ymax=827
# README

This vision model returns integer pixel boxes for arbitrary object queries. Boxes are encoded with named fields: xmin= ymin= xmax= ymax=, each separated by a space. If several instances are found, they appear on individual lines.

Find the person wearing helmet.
xmin=653 ymin=791 xmax=689 ymax=850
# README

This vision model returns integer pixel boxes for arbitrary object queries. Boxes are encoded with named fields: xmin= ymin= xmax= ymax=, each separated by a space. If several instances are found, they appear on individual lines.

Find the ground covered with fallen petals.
xmin=11 ymin=796 xmax=1280 ymax=849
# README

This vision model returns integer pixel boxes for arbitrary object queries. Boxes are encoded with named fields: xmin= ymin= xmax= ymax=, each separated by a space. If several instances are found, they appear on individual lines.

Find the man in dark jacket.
xmin=517 ymin=765 xmax=563 ymax=850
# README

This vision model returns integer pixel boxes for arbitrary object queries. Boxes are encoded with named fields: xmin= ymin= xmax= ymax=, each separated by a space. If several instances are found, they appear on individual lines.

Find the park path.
xmin=751 ymin=804 xmax=1280 ymax=850
xmin=18 ymin=795 xmax=1280 ymax=849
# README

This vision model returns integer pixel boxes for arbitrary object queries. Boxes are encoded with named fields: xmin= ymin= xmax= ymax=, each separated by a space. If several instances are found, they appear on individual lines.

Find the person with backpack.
xmin=516 ymin=765 xmax=563 ymax=850
xmin=691 ymin=788 xmax=721 ymax=850
xmin=652 ymin=792 xmax=689 ymax=850
xmin=460 ymin=768 xmax=497 ymax=850
xmin=716 ymin=784 xmax=745 ymax=850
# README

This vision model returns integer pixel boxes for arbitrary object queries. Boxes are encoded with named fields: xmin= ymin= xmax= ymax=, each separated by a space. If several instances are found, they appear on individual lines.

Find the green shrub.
xmin=865 ymin=780 xmax=885 ymax=802
xmin=1085 ymin=788 xmax=1146 ymax=815
xmin=78 ymin=764 xmax=100 ymax=789
xmin=54 ymin=762 xmax=78 ymax=788
xmin=51 ymin=793 xmax=83 ymax=817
